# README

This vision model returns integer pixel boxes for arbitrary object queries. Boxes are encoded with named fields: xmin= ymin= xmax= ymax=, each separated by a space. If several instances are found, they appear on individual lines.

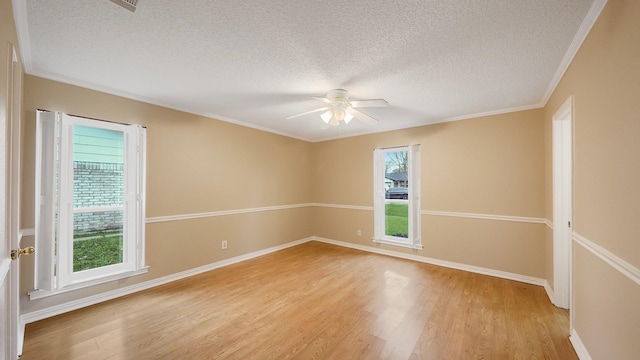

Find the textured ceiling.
xmin=14 ymin=0 xmax=600 ymax=141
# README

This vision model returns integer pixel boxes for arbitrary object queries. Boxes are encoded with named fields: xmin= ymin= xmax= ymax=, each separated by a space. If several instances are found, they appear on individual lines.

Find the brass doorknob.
xmin=10 ymin=246 xmax=35 ymax=260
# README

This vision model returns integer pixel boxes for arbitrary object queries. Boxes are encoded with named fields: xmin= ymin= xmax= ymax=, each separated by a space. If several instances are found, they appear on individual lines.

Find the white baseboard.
xmin=543 ymin=279 xmax=555 ymax=305
xmin=21 ymin=237 xmax=313 ymax=324
xmin=312 ymin=236 xmax=546 ymax=287
xmin=570 ymin=329 xmax=592 ymax=360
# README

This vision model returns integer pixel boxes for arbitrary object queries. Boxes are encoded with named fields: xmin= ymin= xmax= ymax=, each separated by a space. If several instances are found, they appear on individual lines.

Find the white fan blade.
xmin=350 ymin=99 xmax=388 ymax=108
xmin=311 ymin=96 xmax=333 ymax=104
xmin=286 ymin=107 xmax=329 ymax=119
xmin=348 ymin=108 xmax=378 ymax=125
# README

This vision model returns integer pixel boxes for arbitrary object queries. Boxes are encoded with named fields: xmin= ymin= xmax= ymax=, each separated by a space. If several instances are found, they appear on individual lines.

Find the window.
xmin=373 ymin=145 xmax=421 ymax=249
xmin=33 ymin=111 xmax=147 ymax=297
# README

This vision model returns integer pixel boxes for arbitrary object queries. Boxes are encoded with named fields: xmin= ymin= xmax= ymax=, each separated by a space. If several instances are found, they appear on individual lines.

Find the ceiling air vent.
xmin=109 ymin=0 xmax=138 ymax=12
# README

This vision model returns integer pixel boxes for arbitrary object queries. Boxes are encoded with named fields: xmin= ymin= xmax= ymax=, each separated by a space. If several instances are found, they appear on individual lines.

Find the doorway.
xmin=552 ymin=96 xmax=573 ymax=310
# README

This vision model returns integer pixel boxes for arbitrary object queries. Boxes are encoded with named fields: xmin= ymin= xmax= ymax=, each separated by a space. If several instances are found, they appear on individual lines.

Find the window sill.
xmin=372 ymin=238 xmax=423 ymax=250
xmin=28 ymin=266 xmax=149 ymax=301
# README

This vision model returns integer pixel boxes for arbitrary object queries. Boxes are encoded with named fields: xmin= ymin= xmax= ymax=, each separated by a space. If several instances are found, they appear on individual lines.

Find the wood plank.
xmin=21 ymin=242 xmax=577 ymax=360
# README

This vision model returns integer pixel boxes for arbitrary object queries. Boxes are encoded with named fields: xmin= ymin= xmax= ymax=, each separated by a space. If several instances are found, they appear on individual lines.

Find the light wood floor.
xmin=21 ymin=241 xmax=576 ymax=359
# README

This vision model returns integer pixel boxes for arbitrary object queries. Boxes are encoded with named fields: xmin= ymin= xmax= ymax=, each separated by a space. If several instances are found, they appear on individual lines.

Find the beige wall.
xmin=313 ymin=110 xmax=546 ymax=278
xmin=20 ymin=76 xmax=313 ymax=313
xmin=544 ymin=0 xmax=640 ymax=358
xmin=572 ymin=245 xmax=639 ymax=360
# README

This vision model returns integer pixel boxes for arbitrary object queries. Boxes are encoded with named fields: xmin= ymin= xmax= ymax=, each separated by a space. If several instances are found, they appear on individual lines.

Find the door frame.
xmin=3 ymin=42 xmax=23 ymax=360
xmin=552 ymin=96 xmax=573 ymax=310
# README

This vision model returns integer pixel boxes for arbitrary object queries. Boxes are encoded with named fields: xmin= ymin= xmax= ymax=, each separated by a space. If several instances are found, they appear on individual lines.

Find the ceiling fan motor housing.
xmin=326 ymin=89 xmax=350 ymax=103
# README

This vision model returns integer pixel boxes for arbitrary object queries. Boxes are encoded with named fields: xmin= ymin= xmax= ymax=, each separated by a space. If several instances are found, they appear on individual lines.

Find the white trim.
xmin=422 ymin=210 xmax=546 ymax=224
xmin=541 ymin=0 xmax=609 ymax=104
xmin=313 ymin=237 xmax=546 ymax=287
xmin=312 ymin=203 xmax=373 ymax=211
xmin=21 ymin=237 xmax=312 ymax=324
xmin=30 ymin=204 xmax=549 ymax=228
xmin=73 ymin=205 xmax=123 ymax=214
xmin=22 ymin=204 xmax=313 ymax=229
xmin=372 ymin=238 xmax=423 ymax=250
xmin=573 ymin=232 xmax=640 ymax=286
xmin=17 ymin=62 xmax=545 ymax=144
xmin=28 ymin=267 xmax=150 ymax=301
xmin=315 ymin=103 xmax=544 ymax=143
xmin=570 ymin=329 xmax=592 ymax=360
xmin=543 ymin=279 xmax=555 ymax=305
xmin=11 ymin=0 xmax=33 ymax=70
xmin=146 ymin=203 xmax=313 ymax=223
xmin=34 ymin=111 xmax=58 ymax=291
xmin=437 ymin=104 xmax=545 ymax=125
xmin=23 ymin=66 xmax=315 ymax=142
xmin=312 ymin=203 xmax=547 ymax=225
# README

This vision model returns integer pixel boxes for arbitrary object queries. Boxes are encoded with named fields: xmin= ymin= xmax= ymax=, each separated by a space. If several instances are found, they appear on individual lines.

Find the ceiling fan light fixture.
xmin=333 ymin=108 xmax=346 ymax=121
xmin=344 ymin=112 xmax=354 ymax=124
xmin=320 ymin=110 xmax=332 ymax=124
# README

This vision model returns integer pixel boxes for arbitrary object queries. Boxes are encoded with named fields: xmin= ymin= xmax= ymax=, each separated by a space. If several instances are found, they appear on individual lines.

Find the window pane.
xmin=73 ymin=125 xmax=124 ymax=208
xmin=72 ymin=126 xmax=125 ymax=271
xmin=385 ymin=150 xmax=409 ymax=238
xmin=385 ymin=150 xmax=408 ymax=185
xmin=73 ymin=211 xmax=123 ymax=272
xmin=73 ymin=125 xmax=124 ymax=163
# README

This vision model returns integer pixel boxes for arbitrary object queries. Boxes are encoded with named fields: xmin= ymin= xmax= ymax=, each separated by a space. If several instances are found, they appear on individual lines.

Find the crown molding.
xmin=541 ymin=0 xmax=609 ymax=104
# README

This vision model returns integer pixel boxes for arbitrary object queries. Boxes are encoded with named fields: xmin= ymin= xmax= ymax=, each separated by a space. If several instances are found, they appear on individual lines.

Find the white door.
xmin=0 ymin=171 xmax=10 ymax=359
xmin=552 ymin=96 xmax=573 ymax=310
xmin=1 ymin=43 xmax=24 ymax=360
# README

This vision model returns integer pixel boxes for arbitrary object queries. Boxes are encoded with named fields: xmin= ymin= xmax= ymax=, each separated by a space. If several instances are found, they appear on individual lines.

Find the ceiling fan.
xmin=287 ymin=89 xmax=388 ymax=127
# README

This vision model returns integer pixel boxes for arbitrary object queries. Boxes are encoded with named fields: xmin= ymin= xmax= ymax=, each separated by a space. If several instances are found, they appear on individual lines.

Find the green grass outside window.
xmin=385 ymin=203 xmax=409 ymax=238
xmin=73 ymin=231 xmax=123 ymax=272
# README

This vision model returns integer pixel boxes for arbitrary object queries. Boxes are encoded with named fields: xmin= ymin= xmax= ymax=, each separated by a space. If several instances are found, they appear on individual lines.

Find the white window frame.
xmin=373 ymin=145 xmax=422 ymax=250
xmin=32 ymin=111 xmax=147 ymax=299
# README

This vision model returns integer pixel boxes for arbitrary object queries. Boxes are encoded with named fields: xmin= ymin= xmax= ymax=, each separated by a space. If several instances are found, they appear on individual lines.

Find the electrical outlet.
xmin=221 ymin=240 xmax=228 ymax=250
xmin=357 ymin=230 xmax=362 ymax=236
